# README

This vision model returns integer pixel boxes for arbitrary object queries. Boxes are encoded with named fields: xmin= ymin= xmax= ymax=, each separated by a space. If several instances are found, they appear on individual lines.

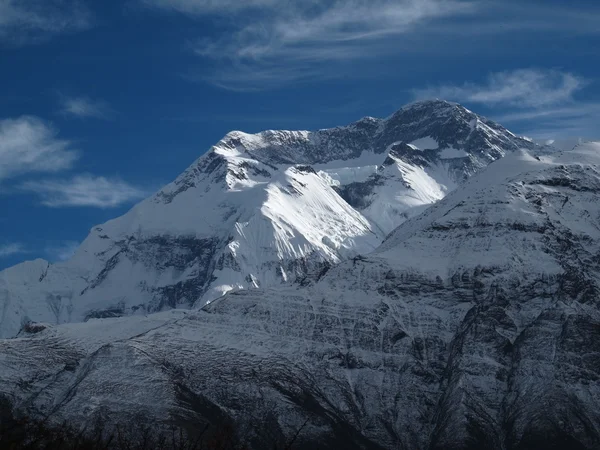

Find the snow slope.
xmin=0 ymin=100 xmax=535 ymax=338
xmin=1 ymin=143 xmax=599 ymax=449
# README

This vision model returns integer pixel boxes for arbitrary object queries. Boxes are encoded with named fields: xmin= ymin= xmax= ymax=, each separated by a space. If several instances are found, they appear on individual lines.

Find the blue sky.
xmin=1 ymin=0 xmax=599 ymax=269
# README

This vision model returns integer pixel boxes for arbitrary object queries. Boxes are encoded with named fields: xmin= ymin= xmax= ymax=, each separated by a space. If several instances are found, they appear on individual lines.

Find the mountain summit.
xmin=0 ymin=100 xmax=534 ymax=338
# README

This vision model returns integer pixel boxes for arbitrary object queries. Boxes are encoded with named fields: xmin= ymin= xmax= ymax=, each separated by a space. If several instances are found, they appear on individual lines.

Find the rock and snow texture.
xmin=0 ymin=100 xmax=535 ymax=339
xmin=1 ymin=143 xmax=599 ymax=449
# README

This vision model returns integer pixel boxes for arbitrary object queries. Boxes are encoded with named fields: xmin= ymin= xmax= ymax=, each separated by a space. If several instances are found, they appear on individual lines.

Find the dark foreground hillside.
xmin=0 ymin=399 xmax=592 ymax=450
xmin=1 ymin=399 xmax=247 ymax=450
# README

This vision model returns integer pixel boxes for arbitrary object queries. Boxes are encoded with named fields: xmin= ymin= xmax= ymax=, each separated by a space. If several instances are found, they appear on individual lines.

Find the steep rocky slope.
xmin=0 ymin=100 xmax=534 ymax=339
xmin=1 ymin=143 xmax=598 ymax=449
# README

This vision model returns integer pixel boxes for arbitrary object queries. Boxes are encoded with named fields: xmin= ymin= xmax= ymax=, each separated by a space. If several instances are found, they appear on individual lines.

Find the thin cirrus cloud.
xmin=59 ymin=96 xmax=114 ymax=120
xmin=0 ymin=0 xmax=92 ymax=44
xmin=412 ymin=68 xmax=598 ymax=139
xmin=20 ymin=174 xmax=149 ymax=208
xmin=0 ymin=243 xmax=26 ymax=258
xmin=412 ymin=69 xmax=587 ymax=109
xmin=143 ymin=1 xmax=600 ymax=92
xmin=0 ymin=116 xmax=79 ymax=182
xmin=495 ymin=103 xmax=600 ymax=140
xmin=142 ymin=0 xmax=479 ymax=91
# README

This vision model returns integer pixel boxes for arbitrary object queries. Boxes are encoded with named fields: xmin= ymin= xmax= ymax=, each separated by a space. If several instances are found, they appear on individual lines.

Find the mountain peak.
xmin=204 ymin=99 xmax=532 ymax=170
xmin=0 ymin=101 xmax=536 ymax=339
xmin=399 ymin=98 xmax=460 ymax=109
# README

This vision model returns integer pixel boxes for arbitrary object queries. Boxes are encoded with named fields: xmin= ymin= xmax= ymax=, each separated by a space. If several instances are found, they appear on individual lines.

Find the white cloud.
xmin=411 ymin=69 xmax=599 ymax=138
xmin=495 ymin=103 xmax=600 ymax=140
xmin=1 ymin=116 xmax=145 ymax=210
xmin=142 ymin=1 xmax=600 ymax=91
xmin=60 ymin=96 xmax=113 ymax=119
xmin=149 ymin=0 xmax=478 ymax=90
xmin=0 ymin=0 xmax=91 ymax=44
xmin=0 ymin=243 xmax=26 ymax=257
xmin=45 ymin=240 xmax=79 ymax=261
xmin=21 ymin=174 xmax=148 ymax=208
xmin=0 ymin=116 xmax=79 ymax=182
xmin=413 ymin=69 xmax=587 ymax=108
xmin=494 ymin=103 xmax=600 ymax=124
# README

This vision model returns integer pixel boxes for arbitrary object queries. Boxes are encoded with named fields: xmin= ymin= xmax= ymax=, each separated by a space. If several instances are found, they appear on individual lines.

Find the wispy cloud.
xmin=21 ymin=174 xmax=148 ymax=208
xmin=422 ymin=2 xmax=600 ymax=37
xmin=413 ymin=69 xmax=587 ymax=108
xmin=0 ymin=0 xmax=91 ymax=44
xmin=0 ymin=243 xmax=26 ymax=258
xmin=495 ymin=103 xmax=600 ymax=140
xmin=412 ymin=68 xmax=599 ymax=139
xmin=143 ymin=0 xmax=600 ymax=91
xmin=2 ymin=115 xmax=147 ymax=209
xmin=45 ymin=240 xmax=79 ymax=261
xmin=59 ymin=96 xmax=114 ymax=120
xmin=0 ymin=116 xmax=79 ymax=182
xmin=144 ymin=0 xmax=478 ymax=91
xmin=494 ymin=103 xmax=600 ymax=124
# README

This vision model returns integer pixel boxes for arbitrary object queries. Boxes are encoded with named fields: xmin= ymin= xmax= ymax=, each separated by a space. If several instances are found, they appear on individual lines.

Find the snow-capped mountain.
xmin=0 ymin=100 xmax=535 ymax=339
xmin=1 ymin=142 xmax=599 ymax=449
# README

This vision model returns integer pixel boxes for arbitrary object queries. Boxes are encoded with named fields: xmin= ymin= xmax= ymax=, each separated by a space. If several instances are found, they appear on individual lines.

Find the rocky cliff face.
xmin=0 ymin=100 xmax=534 ymax=339
xmin=1 ymin=143 xmax=598 ymax=449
